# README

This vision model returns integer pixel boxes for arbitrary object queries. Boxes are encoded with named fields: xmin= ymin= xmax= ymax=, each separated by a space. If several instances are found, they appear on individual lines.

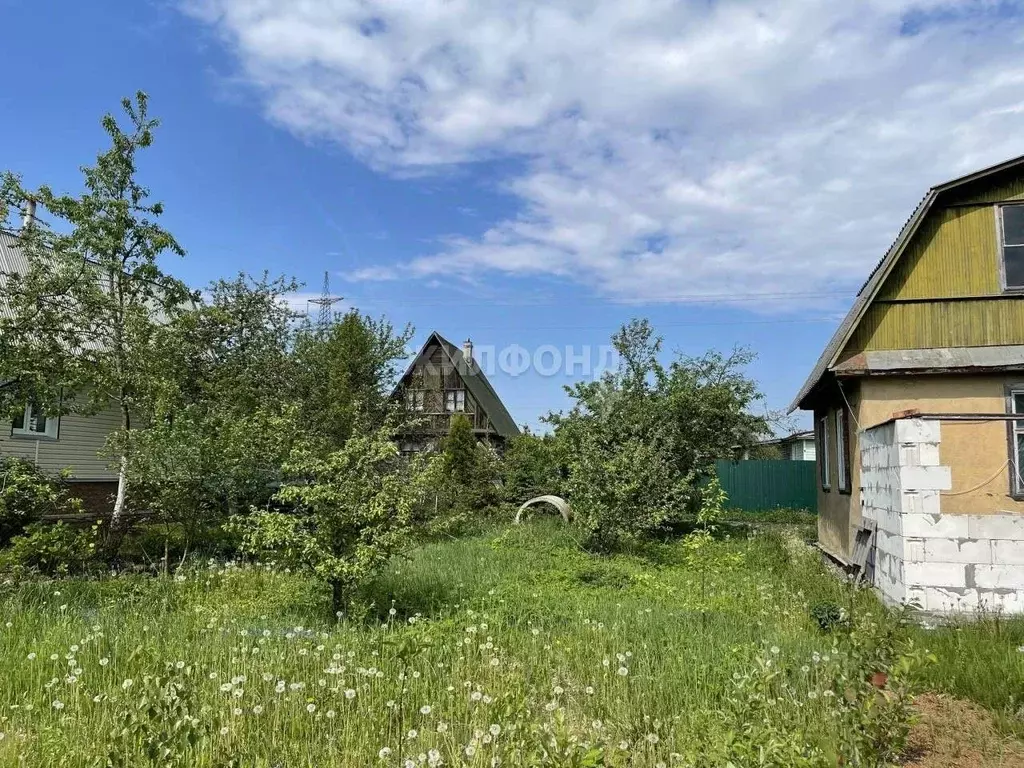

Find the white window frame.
xmin=1011 ymin=388 xmax=1024 ymax=496
xmin=835 ymin=408 xmax=850 ymax=493
xmin=998 ymin=204 xmax=1024 ymax=291
xmin=445 ymin=390 xmax=466 ymax=413
xmin=405 ymin=390 xmax=425 ymax=412
xmin=818 ymin=414 xmax=831 ymax=491
xmin=11 ymin=403 xmax=59 ymax=440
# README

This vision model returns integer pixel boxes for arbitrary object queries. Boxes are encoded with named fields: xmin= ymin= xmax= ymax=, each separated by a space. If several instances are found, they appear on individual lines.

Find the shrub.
xmin=810 ymin=600 xmax=847 ymax=633
xmin=0 ymin=520 xmax=101 ymax=576
xmin=0 ymin=457 xmax=82 ymax=544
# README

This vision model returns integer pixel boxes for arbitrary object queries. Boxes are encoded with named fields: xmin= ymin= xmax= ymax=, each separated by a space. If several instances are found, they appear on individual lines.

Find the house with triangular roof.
xmin=394 ymin=331 xmax=520 ymax=454
xmin=792 ymin=155 xmax=1024 ymax=562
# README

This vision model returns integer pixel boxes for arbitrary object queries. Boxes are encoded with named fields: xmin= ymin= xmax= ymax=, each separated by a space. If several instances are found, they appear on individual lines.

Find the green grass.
xmin=911 ymin=614 xmax=1024 ymax=737
xmin=0 ymin=521 xmax=933 ymax=766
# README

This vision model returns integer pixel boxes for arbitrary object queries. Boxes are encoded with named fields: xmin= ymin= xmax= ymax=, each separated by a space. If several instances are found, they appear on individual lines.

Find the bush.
xmin=0 ymin=520 xmax=101 ymax=576
xmin=0 ymin=457 xmax=82 ymax=544
xmin=500 ymin=431 xmax=564 ymax=503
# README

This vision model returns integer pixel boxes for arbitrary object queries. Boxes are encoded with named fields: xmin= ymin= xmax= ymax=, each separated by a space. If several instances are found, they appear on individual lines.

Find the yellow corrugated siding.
xmin=876 ymin=206 xmax=1000 ymax=300
xmin=946 ymin=175 xmax=1024 ymax=205
xmin=847 ymin=299 xmax=1024 ymax=352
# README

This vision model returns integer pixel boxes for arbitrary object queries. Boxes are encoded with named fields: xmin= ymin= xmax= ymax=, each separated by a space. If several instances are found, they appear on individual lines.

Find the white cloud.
xmin=184 ymin=0 xmax=1024 ymax=307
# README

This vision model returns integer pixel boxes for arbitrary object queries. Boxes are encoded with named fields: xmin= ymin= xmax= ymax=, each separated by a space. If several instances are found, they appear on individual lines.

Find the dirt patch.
xmin=903 ymin=693 xmax=1024 ymax=767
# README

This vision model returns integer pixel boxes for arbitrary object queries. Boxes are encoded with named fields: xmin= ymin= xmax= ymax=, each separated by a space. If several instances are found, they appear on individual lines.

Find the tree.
xmin=126 ymin=274 xmax=303 ymax=551
xmin=0 ymin=93 xmax=189 ymax=532
xmin=501 ymin=430 xmax=565 ymax=503
xmin=547 ymin=319 xmax=774 ymax=550
xmin=233 ymin=425 xmax=435 ymax=617
xmin=292 ymin=310 xmax=413 ymax=450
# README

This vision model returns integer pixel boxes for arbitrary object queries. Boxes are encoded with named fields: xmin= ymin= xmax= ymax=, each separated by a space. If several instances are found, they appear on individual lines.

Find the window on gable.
xmin=445 ymin=390 xmax=465 ymax=413
xmin=11 ymin=403 xmax=59 ymax=439
xmin=405 ymin=390 xmax=424 ymax=412
xmin=999 ymin=205 xmax=1024 ymax=289
xmin=1011 ymin=389 xmax=1024 ymax=496
xmin=816 ymin=413 xmax=831 ymax=491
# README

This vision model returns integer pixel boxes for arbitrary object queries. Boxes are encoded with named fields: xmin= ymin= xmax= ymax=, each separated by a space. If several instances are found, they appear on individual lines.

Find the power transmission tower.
xmin=308 ymin=271 xmax=343 ymax=327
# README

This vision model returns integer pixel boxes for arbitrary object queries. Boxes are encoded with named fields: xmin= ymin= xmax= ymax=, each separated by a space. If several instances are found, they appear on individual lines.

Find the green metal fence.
xmin=714 ymin=460 xmax=817 ymax=512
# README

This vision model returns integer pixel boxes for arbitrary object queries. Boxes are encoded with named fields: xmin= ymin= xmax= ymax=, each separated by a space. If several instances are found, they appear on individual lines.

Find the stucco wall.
xmin=859 ymin=376 xmax=1024 ymax=515
xmin=817 ymin=373 xmax=1024 ymax=560
xmin=0 ymin=404 xmax=120 ymax=480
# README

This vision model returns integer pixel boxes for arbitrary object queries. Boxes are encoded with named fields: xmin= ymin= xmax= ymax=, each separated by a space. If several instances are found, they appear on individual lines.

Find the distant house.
xmin=0 ymin=230 xmax=120 ymax=513
xmin=394 ymin=331 xmax=520 ymax=454
xmin=791 ymin=154 xmax=1024 ymax=614
xmin=753 ymin=430 xmax=816 ymax=461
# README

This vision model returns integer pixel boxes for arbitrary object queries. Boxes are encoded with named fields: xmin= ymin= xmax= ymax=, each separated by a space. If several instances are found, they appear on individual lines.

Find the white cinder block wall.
xmin=860 ymin=418 xmax=1024 ymax=614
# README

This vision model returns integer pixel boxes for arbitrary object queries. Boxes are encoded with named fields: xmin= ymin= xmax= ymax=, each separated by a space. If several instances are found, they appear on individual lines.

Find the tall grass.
xmin=0 ymin=521 xmax=908 ymax=766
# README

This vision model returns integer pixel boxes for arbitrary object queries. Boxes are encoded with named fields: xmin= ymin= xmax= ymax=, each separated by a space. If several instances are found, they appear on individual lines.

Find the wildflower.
xmin=307 ymin=703 xmax=316 ymax=713
xmin=646 ymin=733 xmax=660 ymax=745
xmin=50 ymin=654 xmax=59 ymax=661
xmin=26 ymin=653 xmax=36 ymax=661
xmin=99 ymin=658 xmax=109 ymax=667
xmin=617 ymin=666 xmax=629 ymax=677
xmin=465 ymin=745 xmax=477 ymax=757
xmin=482 ymin=695 xmax=492 ymax=704
xmin=175 ymin=661 xmax=185 ymax=669
xmin=253 ymin=705 xmax=264 ymax=715
xmin=437 ymin=722 xmax=449 ymax=733
xmin=379 ymin=747 xmax=392 ymax=759
xmin=489 ymin=724 xmax=501 ymax=736
xmin=770 ymin=646 xmax=780 ymax=655
xmin=489 ymin=657 xmax=500 ymax=667
xmin=326 ymin=710 xmax=336 ymax=719
xmin=232 ymin=707 xmax=242 ymax=716
xmin=470 ymin=691 xmax=483 ymax=702
xmin=618 ymin=741 xmax=629 ymax=751
xmin=220 ymin=727 xmax=229 ymax=736
xmin=407 ymin=729 xmax=418 ymax=739
xmin=345 ymin=689 xmax=357 ymax=700
xmin=386 ymin=699 xmax=396 ymax=708
xmin=52 ymin=700 xmax=64 ymax=710
xmin=801 ymin=665 xmax=810 ymax=673
xmin=70 ymin=645 xmax=79 ymax=653
xmin=1018 ymin=645 xmax=1024 ymax=653
xmin=420 ymin=705 xmax=432 ymax=715
xmin=220 ymin=683 xmax=233 ymax=692
xmin=592 ymin=720 xmax=602 ymax=730
xmin=553 ymin=686 xmax=564 ymax=695
xmin=121 ymin=679 xmax=134 ymax=690
xmin=482 ymin=734 xmax=492 ymax=744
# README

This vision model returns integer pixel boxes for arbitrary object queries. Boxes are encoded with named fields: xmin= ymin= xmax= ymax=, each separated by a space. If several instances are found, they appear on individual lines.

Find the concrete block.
xmin=894 ymin=419 xmax=940 ymax=444
xmin=974 ymin=564 xmax=1024 ymax=590
xmin=923 ymin=538 xmax=993 ymax=564
xmin=925 ymin=587 xmax=979 ymax=613
xmin=906 ymin=538 xmax=926 ymax=561
xmin=992 ymin=539 xmax=1024 ymax=565
xmin=967 ymin=515 xmax=1024 ymax=540
xmin=899 ymin=465 xmax=952 ymax=492
xmin=904 ymin=560 xmax=967 ymax=588
xmin=901 ymin=514 xmax=970 ymax=539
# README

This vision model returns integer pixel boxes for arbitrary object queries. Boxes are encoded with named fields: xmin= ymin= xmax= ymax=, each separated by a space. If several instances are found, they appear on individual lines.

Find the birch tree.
xmin=0 ymin=92 xmax=189 ymax=531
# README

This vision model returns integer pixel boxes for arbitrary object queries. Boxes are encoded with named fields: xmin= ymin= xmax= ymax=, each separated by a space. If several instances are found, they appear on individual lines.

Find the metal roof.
xmin=0 ymin=230 xmax=30 ymax=321
xmin=789 ymin=153 xmax=1024 ymax=413
xmin=395 ymin=331 xmax=521 ymax=439
xmin=832 ymin=345 xmax=1024 ymax=375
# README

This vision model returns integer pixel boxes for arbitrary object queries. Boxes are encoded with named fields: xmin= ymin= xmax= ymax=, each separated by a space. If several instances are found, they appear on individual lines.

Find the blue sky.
xmin=3 ymin=1 xmax=1024 ymax=433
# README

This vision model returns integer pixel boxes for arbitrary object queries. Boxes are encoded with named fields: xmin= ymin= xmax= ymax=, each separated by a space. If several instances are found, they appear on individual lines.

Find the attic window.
xmin=999 ymin=205 xmax=1024 ymax=289
xmin=445 ymin=390 xmax=465 ymax=413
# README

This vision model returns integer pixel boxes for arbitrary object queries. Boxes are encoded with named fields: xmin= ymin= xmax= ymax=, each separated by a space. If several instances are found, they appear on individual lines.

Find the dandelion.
xmin=407 ymin=729 xmax=418 ymax=740
xmin=232 ymin=707 xmax=242 ymax=716
xmin=646 ymin=733 xmax=660 ymax=745
xmin=70 ymin=644 xmax=79 ymax=652
xmin=801 ymin=665 xmax=810 ymax=673
xmin=52 ymin=700 xmax=64 ymax=710
xmin=220 ymin=727 xmax=229 ymax=736
xmin=465 ymin=746 xmax=476 ymax=757
xmin=378 ymin=747 xmax=392 ymax=759
xmin=345 ymin=689 xmax=356 ymax=700
xmin=617 ymin=666 xmax=629 ymax=677
xmin=326 ymin=710 xmax=336 ymax=719
xmin=50 ymin=654 xmax=59 ymax=661
xmin=489 ymin=724 xmax=501 ymax=736
xmin=307 ymin=703 xmax=316 ymax=713
xmin=482 ymin=695 xmax=492 ymax=704
xmin=420 ymin=705 xmax=432 ymax=715
xmin=770 ymin=646 xmax=780 ymax=655
xmin=585 ymin=686 xmax=595 ymax=695
xmin=470 ymin=691 xmax=483 ymax=702
xmin=482 ymin=734 xmax=492 ymax=744
xmin=122 ymin=679 xmax=134 ymax=690
xmin=489 ymin=657 xmax=500 ymax=667
xmin=553 ymin=685 xmax=564 ymax=695
xmin=220 ymin=683 xmax=233 ymax=692
xmin=175 ymin=661 xmax=185 ymax=669
xmin=26 ymin=653 xmax=36 ymax=661
xmin=99 ymin=658 xmax=109 ymax=667
xmin=437 ymin=722 xmax=449 ymax=733
xmin=253 ymin=705 xmax=264 ymax=715
xmin=618 ymin=741 xmax=629 ymax=751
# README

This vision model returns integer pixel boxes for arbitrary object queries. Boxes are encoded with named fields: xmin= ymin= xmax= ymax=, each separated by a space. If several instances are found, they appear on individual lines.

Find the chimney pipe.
xmin=462 ymin=338 xmax=473 ymax=361
xmin=21 ymin=199 xmax=36 ymax=231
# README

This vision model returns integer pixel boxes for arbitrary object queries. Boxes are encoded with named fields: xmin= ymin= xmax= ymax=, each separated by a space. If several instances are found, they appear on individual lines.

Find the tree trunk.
xmin=331 ymin=580 xmax=345 ymax=620
xmin=106 ymin=401 xmax=131 ymax=558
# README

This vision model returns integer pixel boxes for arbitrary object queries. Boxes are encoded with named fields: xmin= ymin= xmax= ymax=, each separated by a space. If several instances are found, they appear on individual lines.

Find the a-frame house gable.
xmin=394 ymin=331 xmax=520 ymax=440
xmin=792 ymin=154 xmax=1024 ymax=412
